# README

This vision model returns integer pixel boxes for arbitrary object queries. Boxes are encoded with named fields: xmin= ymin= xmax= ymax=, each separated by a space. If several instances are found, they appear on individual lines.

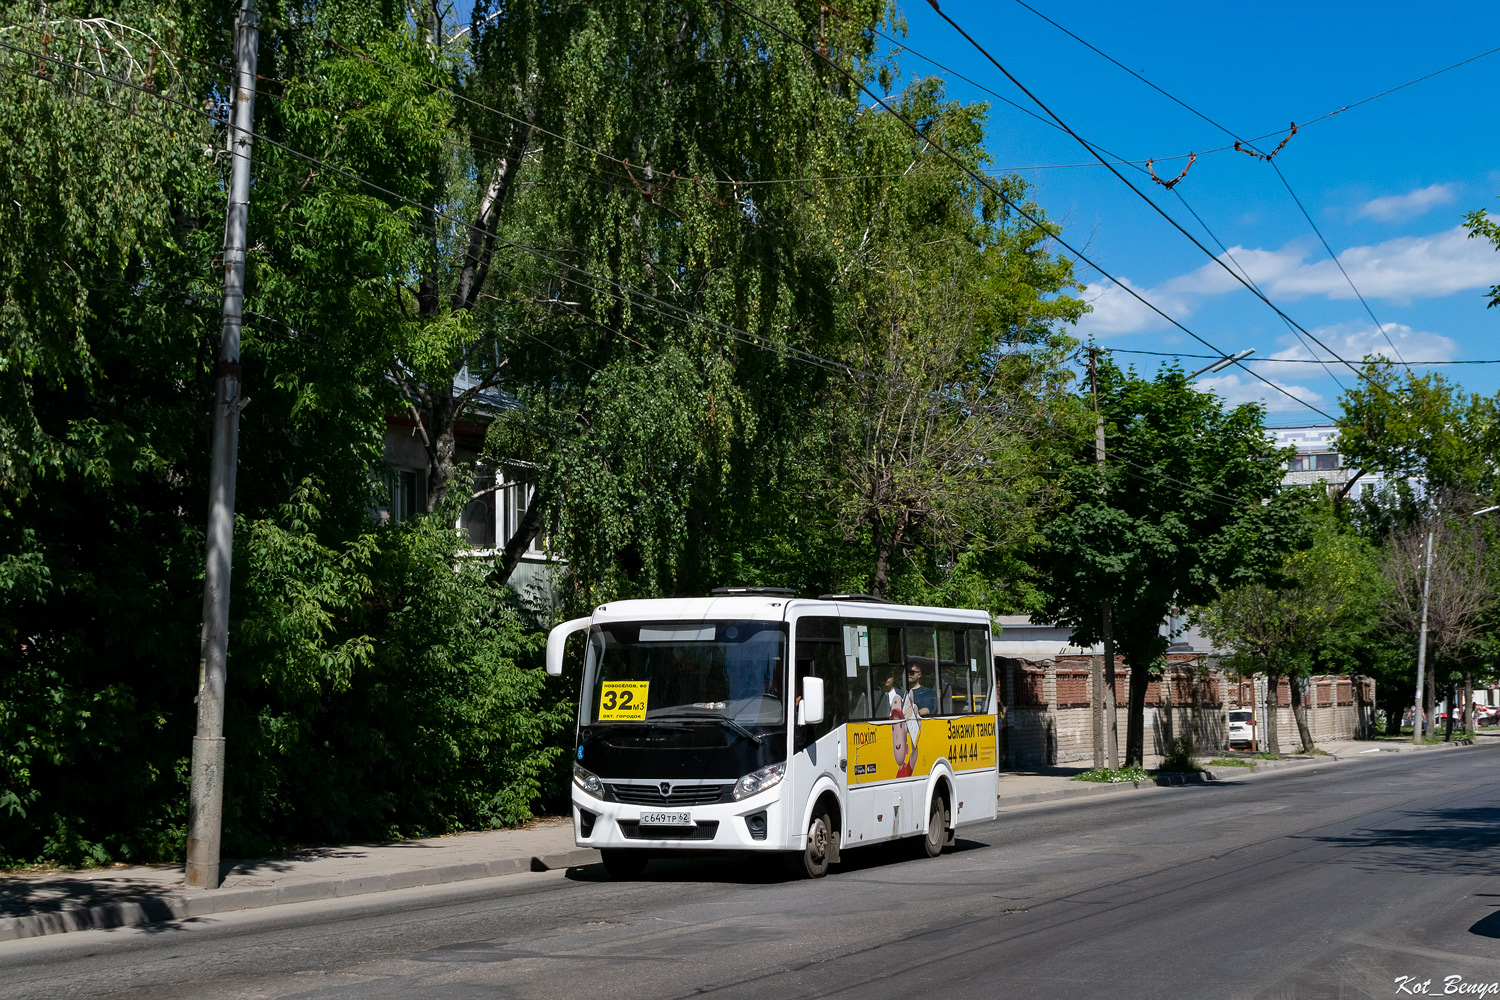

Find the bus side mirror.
xmin=800 ymin=677 xmax=825 ymax=726
xmin=545 ymin=617 xmax=592 ymax=677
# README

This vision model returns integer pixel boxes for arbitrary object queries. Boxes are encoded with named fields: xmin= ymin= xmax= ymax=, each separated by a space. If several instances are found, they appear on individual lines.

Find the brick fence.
xmin=995 ymin=654 xmax=1376 ymax=768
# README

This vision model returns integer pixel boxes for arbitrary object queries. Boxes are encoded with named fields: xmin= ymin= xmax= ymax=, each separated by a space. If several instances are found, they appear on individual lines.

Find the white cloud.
xmin=1158 ymin=223 xmax=1497 ymax=304
xmin=1163 ymin=246 xmax=1307 ymax=297
xmin=1074 ymin=276 xmax=1190 ymax=336
xmin=1356 ymin=183 xmax=1456 ymax=222
xmin=1193 ymin=372 xmax=1328 ymax=415
xmin=1259 ymin=321 xmax=1457 ymax=374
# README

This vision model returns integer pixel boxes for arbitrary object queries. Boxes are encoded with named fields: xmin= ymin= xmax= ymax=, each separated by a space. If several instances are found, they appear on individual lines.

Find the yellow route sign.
xmin=598 ymin=681 xmax=649 ymax=721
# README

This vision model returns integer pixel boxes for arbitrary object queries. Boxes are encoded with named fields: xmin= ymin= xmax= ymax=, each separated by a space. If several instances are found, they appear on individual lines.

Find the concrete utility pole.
xmin=1411 ymin=529 xmax=1434 ymax=747
xmin=186 ymin=0 xmax=258 ymax=890
xmin=1086 ymin=348 xmax=1118 ymax=769
xmin=1409 ymin=505 xmax=1500 ymax=747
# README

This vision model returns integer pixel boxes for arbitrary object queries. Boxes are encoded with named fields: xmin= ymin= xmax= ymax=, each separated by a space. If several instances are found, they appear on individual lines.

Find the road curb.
xmin=998 ymin=780 xmax=1149 ymax=806
xmin=0 ymin=848 xmax=600 ymax=944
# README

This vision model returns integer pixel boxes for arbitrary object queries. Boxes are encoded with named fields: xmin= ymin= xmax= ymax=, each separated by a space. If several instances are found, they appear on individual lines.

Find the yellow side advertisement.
xmin=846 ymin=713 xmax=997 ymax=785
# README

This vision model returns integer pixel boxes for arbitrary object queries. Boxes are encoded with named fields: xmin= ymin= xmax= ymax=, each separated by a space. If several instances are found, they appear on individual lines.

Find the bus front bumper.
xmin=572 ymin=784 xmax=792 ymax=852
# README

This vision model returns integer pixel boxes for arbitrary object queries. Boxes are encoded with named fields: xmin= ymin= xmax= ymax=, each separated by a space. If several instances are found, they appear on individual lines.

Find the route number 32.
xmin=598 ymin=681 xmax=649 ymax=721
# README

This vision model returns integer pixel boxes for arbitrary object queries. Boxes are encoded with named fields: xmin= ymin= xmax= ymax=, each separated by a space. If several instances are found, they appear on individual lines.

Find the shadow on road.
xmin=564 ymin=836 xmax=994 ymax=886
xmin=1299 ymin=805 xmax=1500 ymax=876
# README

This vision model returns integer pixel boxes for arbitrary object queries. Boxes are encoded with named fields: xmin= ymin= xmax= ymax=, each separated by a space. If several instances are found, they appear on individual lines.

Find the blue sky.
xmin=883 ymin=0 xmax=1500 ymax=425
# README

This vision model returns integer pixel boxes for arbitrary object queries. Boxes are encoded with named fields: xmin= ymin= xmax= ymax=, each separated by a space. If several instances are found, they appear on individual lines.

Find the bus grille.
xmin=617 ymin=820 xmax=720 ymax=841
xmin=607 ymin=782 xmax=730 ymax=806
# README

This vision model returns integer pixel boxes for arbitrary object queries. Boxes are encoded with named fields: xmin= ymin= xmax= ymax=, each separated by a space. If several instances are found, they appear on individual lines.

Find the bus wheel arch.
xmin=920 ymin=776 xmax=953 ymax=858
xmin=789 ymin=792 xmax=841 ymax=879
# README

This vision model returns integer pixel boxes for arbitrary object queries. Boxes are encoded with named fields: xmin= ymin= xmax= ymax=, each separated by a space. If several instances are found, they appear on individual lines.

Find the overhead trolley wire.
xmin=0 ymin=32 xmax=1301 ymax=510
xmin=1001 ymin=0 xmax=1414 ymax=374
xmin=719 ymin=0 xmax=1336 ymax=422
xmin=919 ymin=0 xmax=1372 ymax=386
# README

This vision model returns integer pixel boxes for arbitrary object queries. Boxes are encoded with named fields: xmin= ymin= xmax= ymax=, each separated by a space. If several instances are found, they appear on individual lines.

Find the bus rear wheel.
xmin=788 ymin=807 xmax=834 ymax=879
xmin=917 ymin=795 xmax=949 ymax=859
xmin=600 ymin=849 xmax=649 ymax=880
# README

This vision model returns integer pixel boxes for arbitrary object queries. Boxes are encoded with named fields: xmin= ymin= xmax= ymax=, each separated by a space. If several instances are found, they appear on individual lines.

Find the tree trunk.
xmin=869 ymin=513 xmax=906 ymax=600
xmin=423 ymin=388 xmax=459 ymax=513
xmin=1263 ymin=672 xmax=1281 ymax=756
xmin=1159 ymin=662 xmax=1174 ymax=755
xmin=1289 ymin=675 xmax=1314 ymax=753
xmin=1125 ymin=661 xmax=1148 ymax=767
xmin=492 ymin=484 xmax=547 ymax=587
xmin=1464 ymin=672 xmax=1474 ymax=734
xmin=1444 ymin=681 xmax=1456 ymax=742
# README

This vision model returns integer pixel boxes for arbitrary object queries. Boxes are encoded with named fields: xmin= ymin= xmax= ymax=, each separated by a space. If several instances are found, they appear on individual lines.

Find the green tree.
xmin=1463 ymin=200 xmax=1500 ymax=310
xmin=1378 ymin=508 xmax=1498 ymax=741
xmin=818 ymin=86 xmax=1085 ymax=598
xmin=0 ymin=2 xmax=574 ymax=864
xmin=1038 ymin=361 xmax=1300 ymax=766
xmin=1336 ymin=364 xmax=1500 ymax=508
xmin=1201 ymin=509 xmax=1387 ymax=753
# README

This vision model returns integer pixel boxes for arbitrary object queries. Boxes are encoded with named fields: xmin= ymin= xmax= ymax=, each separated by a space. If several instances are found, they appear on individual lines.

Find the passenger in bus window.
xmin=907 ymin=664 xmax=935 ymax=717
xmin=879 ymin=665 xmax=905 ymax=716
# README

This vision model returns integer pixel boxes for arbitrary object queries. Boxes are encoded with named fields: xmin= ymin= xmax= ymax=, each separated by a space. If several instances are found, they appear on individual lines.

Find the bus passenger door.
xmin=790 ymin=617 xmax=849 ymax=851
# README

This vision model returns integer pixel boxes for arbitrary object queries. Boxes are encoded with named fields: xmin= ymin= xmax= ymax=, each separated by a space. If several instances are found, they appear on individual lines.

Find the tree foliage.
xmin=1336 ymin=363 xmax=1500 ymax=509
xmin=1038 ymin=361 xmax=1300 ymax=765
xmin=1201 ymin=508 xmax=1387 ymax=752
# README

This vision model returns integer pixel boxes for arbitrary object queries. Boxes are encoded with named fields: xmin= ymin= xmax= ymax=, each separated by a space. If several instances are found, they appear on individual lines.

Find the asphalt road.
xmin=3 ymin=746 xmax=1498 ymax=1000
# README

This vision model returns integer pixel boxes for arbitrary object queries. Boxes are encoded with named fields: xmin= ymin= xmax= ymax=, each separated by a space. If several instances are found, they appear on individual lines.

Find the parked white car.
xmin=1228 ymin=709 xmax=1255 ymax=749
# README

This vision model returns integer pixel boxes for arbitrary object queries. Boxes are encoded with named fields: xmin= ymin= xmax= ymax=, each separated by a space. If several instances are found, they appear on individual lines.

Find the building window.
xmin=460 ymin=464 xmax=497 ymax=549
xmin=388 ymin=467 xmax=426 ymax=524
xmin=1313 ymin=453 xmax=1340 ymax=471
xmin=499 ymin=476 xmax=545 ymax=555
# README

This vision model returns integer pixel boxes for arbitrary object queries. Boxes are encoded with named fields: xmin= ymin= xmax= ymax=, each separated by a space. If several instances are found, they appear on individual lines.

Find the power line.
xmin=719 ymin=0 xmax=1336 ymax=422
xmin=919 ymin=0 xmax=1367 ymax=387
xmin=1270 ymin=160 xmax=1409 ymax=372
xmin=0 ymin=33 xmax=1304 ymax=510
xmin=1166 ymin=187 xmax=1349 ymax=394
xmin=881 ymin=7 xmax=1338 ymax=391
xmin=1106 ymin=347 xmax=1496 ymax=366
xmin=997 ymin=0 xmax=1412 ymax=374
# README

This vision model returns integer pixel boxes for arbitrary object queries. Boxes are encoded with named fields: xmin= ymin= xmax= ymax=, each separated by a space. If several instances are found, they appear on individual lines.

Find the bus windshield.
xmin=583 ymin=621 xmax=787 ymax=729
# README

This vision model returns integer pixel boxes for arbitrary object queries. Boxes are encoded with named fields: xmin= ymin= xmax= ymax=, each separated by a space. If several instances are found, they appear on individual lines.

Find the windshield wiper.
xmin=652 ymin=709 xmax=764 ymax=745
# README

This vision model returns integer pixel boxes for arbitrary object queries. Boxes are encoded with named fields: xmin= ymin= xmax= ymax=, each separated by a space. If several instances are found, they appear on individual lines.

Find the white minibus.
xmin=546 ymin=589 xmax=998 ymax=878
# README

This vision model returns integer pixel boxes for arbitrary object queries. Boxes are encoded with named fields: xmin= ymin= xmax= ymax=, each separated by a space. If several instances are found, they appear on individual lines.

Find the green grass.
xmin=1206 ymin=757 xmax=1254 ymax=768
xmin=1072 ymin=765 xmax=1150 ymax=787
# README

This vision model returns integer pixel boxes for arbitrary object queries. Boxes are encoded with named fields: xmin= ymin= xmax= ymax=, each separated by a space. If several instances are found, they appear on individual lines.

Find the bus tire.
xmin=600 ymin=849 xmax=649 ymax=880
xmin=918 ymin=794 xmax=949 ymax=859
xmin=789 ymin=806 xmax=834 ymax=879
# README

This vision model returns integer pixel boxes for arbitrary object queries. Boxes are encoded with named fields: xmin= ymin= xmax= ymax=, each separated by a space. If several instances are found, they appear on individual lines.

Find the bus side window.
xmin=793 ymin=617 xmax=847 ymax=744
xmin=902 ymin=627 xmax=936 ymax=717
xmin=844 ymin=623 xmax=874 ymax=721
xmin=967 ymin=628 xmax=993 ymax=713
xmin=939 ymin=629 xmax=965 ymax=716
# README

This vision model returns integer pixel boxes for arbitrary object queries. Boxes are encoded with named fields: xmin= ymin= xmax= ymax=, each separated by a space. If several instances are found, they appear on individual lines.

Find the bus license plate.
xmin=640 ymin=811 xmax=693 ymax=827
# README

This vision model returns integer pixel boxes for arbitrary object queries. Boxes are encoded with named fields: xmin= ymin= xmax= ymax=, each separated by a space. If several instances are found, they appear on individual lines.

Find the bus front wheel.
xmin=789 ymin=807 xmax=834 ymax=879
xmin=601 ymin=849 xmax=649 ymax=880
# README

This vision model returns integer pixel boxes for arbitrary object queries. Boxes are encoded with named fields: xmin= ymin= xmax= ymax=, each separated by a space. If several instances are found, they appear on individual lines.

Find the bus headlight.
xmin=572 ymin=763 xmax=603 ymax=796
xmin=732 ymin=762 xmax=786 ymax=801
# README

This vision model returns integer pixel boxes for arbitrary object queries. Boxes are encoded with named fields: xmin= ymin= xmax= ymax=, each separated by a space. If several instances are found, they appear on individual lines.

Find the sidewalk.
xmin=0 ymin=735 xmax=1478 ymax=944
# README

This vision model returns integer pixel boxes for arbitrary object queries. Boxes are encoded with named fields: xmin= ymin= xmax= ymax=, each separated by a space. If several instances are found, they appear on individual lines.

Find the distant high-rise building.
xmin=1267 ymin=424 xmax=1392 ymax=501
